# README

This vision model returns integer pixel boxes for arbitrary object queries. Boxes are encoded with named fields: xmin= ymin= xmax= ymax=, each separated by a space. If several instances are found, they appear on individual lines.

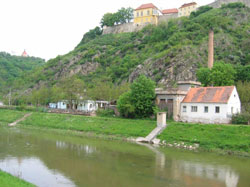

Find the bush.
xmin=232 ymin=113 xmax=250 ymax=125
xmin=221 ymin=2 xmax=245 ymax=9
xmin=96 ymin=109 xmax=115 ymax=117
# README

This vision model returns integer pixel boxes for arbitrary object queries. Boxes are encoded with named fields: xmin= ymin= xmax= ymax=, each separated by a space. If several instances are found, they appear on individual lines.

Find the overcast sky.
xmin=0 ymin=0 xmax=214 ymax=60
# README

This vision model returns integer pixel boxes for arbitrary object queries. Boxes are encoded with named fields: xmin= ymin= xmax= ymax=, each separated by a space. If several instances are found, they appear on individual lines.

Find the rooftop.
xmin=182 ymin=86 xmax=235 ymax=103
xmin=161 ymin=8 xmax=178 ymax=14
xmin=135 ymin=3 xmax=158 ymax=10
xmin=180 ymin=2 xmax=197 ymax=8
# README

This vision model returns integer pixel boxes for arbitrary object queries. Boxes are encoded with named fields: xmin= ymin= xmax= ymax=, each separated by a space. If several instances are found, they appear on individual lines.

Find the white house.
xmin=0 ymin=101 xmax=3 ymax=106
xmin=77 ymin=100 xmax=97 ymax=112
xmin=180 ymin=86 xmax=241 ymax=124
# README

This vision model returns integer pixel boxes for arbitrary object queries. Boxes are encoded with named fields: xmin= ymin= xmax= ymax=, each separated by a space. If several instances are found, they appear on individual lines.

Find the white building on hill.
xmin=180 ymin=86 xmax=241 ymax=124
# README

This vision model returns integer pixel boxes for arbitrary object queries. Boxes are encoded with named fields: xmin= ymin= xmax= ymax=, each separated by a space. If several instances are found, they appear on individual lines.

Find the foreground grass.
xmin=0 ymin=170 xmax=34 ymax=187
xmin=0 ymin=109 xmax=28 ymax=124
xmin=0 ymin=109 xmax=249 ymax=155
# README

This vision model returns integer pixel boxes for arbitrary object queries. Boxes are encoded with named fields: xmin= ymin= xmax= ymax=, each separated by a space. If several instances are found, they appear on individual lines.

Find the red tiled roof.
xmin=135 ymin=3 xmax=158 ymax=10
xmin=162 ymin=8 xmax=178 ymax=14
xmin=180 ymin=2 xmax=197 ymax=8
xmin=182 ymin=86 xmax=235 ymax=103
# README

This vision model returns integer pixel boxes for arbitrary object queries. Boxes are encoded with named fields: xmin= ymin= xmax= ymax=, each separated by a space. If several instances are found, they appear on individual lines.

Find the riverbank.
xmin=0 ymin=108 xmax=249 ymax=156
xmin=0 ymin=170 xmax=34 ymax=187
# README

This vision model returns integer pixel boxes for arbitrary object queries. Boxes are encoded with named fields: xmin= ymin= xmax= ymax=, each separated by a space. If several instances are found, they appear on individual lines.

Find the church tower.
xmin=21 ymin=50 xmax=28 ymax=57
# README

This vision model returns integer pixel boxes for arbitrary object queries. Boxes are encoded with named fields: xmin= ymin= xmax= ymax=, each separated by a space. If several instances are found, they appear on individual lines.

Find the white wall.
xmin=227 ymin=87 xmax=241 ymax=116
xmin=77 ymin=100 xmax=98 ymax=112
xmin=180 ymin=103 xmax=230 ymax=124
xmin=0 ymin=101 xmax=3 ymax=106
xmin=57 ymin=101 xmax=67 ymax=109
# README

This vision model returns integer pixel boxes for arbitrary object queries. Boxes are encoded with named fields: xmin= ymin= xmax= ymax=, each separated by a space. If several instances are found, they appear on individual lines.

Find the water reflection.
xmin=0 ymin=127 xmax=248 ymax=187
xmin=0 ymin=157 xmax=75 ymax=187
xmin=140 ymin=143 xmax=239 ymax=187
xmin=56 ymin=141 xmax=96 ymax=155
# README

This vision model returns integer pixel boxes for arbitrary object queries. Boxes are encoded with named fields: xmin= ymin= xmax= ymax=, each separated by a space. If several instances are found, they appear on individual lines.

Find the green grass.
xmin=0 ymin=109 xmax=28 ymax=124
xmin=1 ymin=109 xmax=250 ymax=155
xmin=159 ymin=122 xmax=250 ymax=153
xmin=0 ymin=170 xmax=34 ymax=187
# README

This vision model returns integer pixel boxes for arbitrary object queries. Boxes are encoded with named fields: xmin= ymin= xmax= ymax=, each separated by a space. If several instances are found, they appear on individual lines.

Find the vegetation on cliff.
xmin=0 ymin=52 xmax=45 ymax=95
xmin=5 ymin=3 xmax=250 ymax=106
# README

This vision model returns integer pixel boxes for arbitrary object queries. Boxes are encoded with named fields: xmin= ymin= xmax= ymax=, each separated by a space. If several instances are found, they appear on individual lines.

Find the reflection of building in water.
xmin=140 ymin=143 xmax=239 ymax=187
xmin=56 ymin=141 xmax=96 ymax=155
xmin=175 ymin=161 xmax=239 ymax=187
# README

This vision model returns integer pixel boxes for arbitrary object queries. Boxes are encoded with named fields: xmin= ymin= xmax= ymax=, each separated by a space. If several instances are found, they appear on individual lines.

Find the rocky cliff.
xmin=12 ymin=4 xmax=250 ymax=93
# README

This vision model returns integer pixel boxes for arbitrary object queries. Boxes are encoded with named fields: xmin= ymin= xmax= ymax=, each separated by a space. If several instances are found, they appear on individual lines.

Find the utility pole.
xmin=8 ymin=88 xmax=11 ymax=106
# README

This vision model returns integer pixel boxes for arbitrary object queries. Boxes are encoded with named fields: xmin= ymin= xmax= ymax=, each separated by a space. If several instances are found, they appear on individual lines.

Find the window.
xmin=191 ymin=106 xmax=198 ymax=112
xmin=141 ymin=11 xmax=143 ymax=16
xmin=137 ymin=12 xmax=139 ymax=17
xmin=204 ymin=106 xmax=208 ymax=113
xmin=183 ymin=106 xmax=187 ymax=112
xmin=231 ymin=107 xmax=234 ymax=114
xmin=146 ymin=18 xmax=148 ymax=22
xmin=147 ymin=10 xmax=150 ymax=15
xmin=215 ymin=106 xmax=220 ymax=113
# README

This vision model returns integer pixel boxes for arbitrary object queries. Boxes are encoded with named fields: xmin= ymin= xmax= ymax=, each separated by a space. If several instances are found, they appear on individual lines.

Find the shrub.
xmin=96 ymin=109 xmax=115 ymax=117
xmin=232 ymin=113 xmax=250 ymax=125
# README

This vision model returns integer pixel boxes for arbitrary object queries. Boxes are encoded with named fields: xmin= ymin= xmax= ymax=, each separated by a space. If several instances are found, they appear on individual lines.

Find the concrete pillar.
xmin=157 ymin=112 xmax=166 ymax=127
xmin=173 ymin=97 xmax=182 ymax=121
xmin=208 ymin=30 xmax=214 ymax=69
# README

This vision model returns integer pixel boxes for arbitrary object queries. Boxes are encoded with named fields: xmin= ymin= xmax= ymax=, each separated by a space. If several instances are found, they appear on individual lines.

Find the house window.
xmin=231 ymin=107 xmax=234 ymax=114
xmin=141 ymin=11 xmax=143 ymax=16
xmin=146 ymin=18 xmax=148 ymax=22
xmin=215 ymin=106 xmax=220 ymax=113
xmin=147 ymin=10 xmax=150 ymax=15
xmin=137 ymin=12 xmax=139 ymax=17
xmin=191 ymin=106 xmax=198 ymax=112
xmin=204 ymin=106 xmax=208 ymax=113
xmin=183 ymin=106 xmax=187 ymax=112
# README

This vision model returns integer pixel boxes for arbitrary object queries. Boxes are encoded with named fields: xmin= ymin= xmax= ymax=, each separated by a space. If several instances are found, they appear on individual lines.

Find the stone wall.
xmin=103 ymin=14 xmax=178 ymax=35
xmin=158 ymin=14 xmax=178 ymax=23
xmin=103 ymin=23 xmax=146 ymax=35
xmin=208 ymin=0 xmax=250 ymax=8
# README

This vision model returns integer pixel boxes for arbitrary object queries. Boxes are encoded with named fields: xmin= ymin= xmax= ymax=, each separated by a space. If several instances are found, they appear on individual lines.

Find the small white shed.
xmin=180 ymin=86 xmax=241 ymax=124
xmin=77 ymin=100 xmax=97 ymax=112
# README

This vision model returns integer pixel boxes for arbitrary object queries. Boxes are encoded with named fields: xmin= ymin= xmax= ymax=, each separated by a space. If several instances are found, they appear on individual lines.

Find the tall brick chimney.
xmin=208 ymin=30 xmax=214 ymax=69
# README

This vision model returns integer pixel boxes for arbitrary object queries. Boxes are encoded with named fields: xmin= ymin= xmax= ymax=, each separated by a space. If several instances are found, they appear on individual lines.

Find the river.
xmin=0 ymin=126 xmax=249 ymax=187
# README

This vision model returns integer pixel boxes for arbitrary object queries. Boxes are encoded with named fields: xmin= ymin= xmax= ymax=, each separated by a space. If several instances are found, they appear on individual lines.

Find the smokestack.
xmin=208 ymin=30 xmax=214 ymax=69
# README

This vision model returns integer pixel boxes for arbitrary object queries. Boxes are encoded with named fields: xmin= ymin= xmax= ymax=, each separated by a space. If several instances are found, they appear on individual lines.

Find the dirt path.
xmin=8 ymin=113 xmax=32 ymax=127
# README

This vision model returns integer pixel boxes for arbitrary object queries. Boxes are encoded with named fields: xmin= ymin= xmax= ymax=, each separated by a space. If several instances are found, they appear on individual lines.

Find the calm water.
xmin=0 ymin=127 xmax=249 ymax=187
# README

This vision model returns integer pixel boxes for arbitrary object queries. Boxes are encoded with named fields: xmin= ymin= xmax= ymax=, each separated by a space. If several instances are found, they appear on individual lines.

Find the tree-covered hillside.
xmin=12 ymin=3 xmax=250 ymax=94
xmin=0 ymin=52 xmax=45 ymax=94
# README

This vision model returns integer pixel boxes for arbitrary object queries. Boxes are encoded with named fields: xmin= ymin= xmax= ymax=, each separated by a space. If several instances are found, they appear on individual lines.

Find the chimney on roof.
xmin=208 ymin=30 xmax=214 ymax=69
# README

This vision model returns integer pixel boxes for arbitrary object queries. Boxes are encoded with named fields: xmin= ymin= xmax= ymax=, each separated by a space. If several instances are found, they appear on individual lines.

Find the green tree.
xmin=236 ymin=81 xmax=250 ymax=112
xmin=197 ymin=62 xmax=236 ymax=86
xmin=100 ymin=13 xmax=115 ymax=28
xmin=117 ymin=75 xmax=156 ymax=118
xmin=197 ymin=67 xmax=211 ymax=86
xmin=60 ymin=76 xmax=85 ymax=109
xmin=210 ymin=62 xmax=236 ymax=86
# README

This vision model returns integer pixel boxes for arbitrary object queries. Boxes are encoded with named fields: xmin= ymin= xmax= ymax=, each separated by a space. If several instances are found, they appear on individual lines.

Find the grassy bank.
xmin=0 ymin=170 xmax=34 ymax=187
xmin=0 ymin=109 xmax=249 ymax=156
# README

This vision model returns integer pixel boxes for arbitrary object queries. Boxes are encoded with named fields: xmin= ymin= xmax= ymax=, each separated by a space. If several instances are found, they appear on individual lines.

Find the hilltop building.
xmin=21 ymin=50 xmax=28 ymax=57
xmin=133 ymin=3 xmax=161 ymax=26
xmin=178 ymin=2 xmax=197 ymax=17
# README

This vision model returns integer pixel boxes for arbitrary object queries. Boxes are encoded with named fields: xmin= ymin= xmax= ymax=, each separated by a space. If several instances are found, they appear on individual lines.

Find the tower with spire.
xmin=21 ymin=49 xmax=28 ymax=57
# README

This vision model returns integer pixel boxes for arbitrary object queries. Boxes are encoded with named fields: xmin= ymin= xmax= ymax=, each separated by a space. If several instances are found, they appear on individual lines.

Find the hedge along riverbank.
xmin=0 ymin=109 xmax=249 ymax=156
